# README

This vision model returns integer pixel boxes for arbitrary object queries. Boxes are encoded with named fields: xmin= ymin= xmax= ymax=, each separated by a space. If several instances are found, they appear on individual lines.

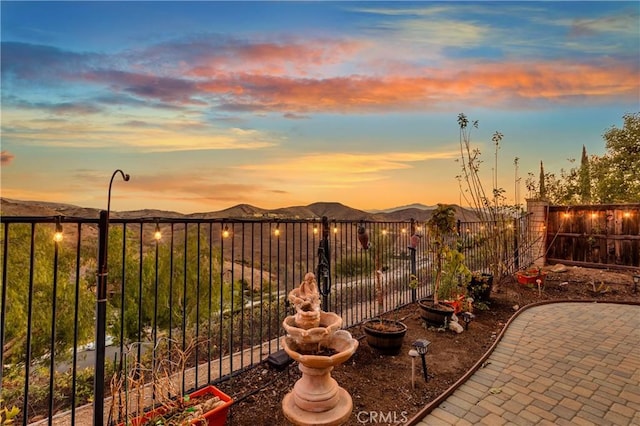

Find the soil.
xmin=217 ymin=266 xmax=639 ymax=426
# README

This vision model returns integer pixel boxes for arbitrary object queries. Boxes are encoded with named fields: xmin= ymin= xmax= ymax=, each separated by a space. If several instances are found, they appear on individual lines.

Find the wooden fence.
xmin=545 ymin=203 xmax=640 ymax=270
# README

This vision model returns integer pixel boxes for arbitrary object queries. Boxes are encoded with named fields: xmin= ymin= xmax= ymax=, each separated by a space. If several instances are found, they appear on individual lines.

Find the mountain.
xmin=306 ymin=202 xmax=374 ymax=220
xmin=0 ymin=198 xmax=478 ymax=222
xmin=367 ymin=203 xmax=437 ymax=214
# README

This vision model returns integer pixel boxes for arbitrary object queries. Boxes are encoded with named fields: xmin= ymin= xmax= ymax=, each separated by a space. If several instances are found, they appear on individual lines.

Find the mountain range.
xmin=0 ymin=198 xmax=479 ymax=222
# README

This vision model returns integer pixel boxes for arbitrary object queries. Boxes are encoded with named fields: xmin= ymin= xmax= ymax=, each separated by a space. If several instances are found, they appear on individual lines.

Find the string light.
xmin=382 ymin=229 xmax=388 ymax=236
xmin=591 ymin=212 xmax=597 ymax=219
xmin=274 ymin=223 xmax=280 ymax=237
xmin=53 ymin=218 xmax=63 ymax=243
xmin=313 ymin=224 xmax=318 ymax=235
xmin=624 ymin=211 xmax=631 ymax=218
xmin=154 ymin=223 xmax=162 ymax=240
xmin=222 ymin=224 xmax=230 ymax=238
xmin=333 ymin=225 xmax=338 ymax=234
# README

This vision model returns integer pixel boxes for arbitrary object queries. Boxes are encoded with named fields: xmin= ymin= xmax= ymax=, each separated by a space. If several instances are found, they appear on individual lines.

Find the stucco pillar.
xmin=526 ymin=199 xmax=549 ymax=268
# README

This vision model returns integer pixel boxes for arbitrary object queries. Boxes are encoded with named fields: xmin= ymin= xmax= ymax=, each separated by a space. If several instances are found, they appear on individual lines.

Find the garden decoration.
xmin=282 ymin=272 xmax=358 ymax=426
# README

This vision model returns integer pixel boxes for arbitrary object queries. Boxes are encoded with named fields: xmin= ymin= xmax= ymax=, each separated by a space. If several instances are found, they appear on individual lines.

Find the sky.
xmin=1 ymin=1 xmax=638 ymax=214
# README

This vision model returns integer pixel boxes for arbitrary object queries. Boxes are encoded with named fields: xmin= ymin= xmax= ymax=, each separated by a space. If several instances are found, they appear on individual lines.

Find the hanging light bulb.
xmin=154 ymin=223 xmax=162 ymax=240
xmin=313 ymin=224 xmax=318 ymax=235
xmin=222 ymin=224 xmax=230 ymax=238
xmin=53 ymin=218 xmax=63 ymax=243
xmin=274 ymin=223 xmax=280 ymax=237
xmin=333 ymin=225 xmax=338 ymax=234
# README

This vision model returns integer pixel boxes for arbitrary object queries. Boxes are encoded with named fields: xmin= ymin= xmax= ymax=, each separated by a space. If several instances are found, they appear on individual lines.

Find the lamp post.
xmin=94 ymin=169 xmax=129 ymax=425
xmin=460 ymin=311 xmax=475 ymax=330
xmin=412 ymin=339 xmax=431 ymax=382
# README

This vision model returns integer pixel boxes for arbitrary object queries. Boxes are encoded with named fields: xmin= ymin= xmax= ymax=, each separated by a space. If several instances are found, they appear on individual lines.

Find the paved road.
xmin=412 ymin=302 xmax=640 ymax=426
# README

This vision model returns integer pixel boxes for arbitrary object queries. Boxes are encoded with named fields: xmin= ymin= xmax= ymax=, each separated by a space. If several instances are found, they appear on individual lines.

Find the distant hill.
xmin=306 ymin=202 xmax=374 ymax=220
xmin=367 ymin=203 xmax=437 ymax=214
xmin=0 ymin=198 xmax=478 ymax=222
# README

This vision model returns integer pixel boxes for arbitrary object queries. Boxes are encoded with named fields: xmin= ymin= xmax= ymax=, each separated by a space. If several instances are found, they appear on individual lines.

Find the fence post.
xmin=513 ymin=217 xmax=519 ymax=270
xmin=410 ymin=218 xmax=417 ymax=302
xmin=318 ymin=216 xmax=331 ymax=312
xmin=94 ymin=210 xmax=109 ymax=426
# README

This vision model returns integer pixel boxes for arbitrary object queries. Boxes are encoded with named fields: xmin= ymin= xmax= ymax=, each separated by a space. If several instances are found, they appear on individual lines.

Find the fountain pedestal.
xmin=281 ymin=273 xmax=358 ymax=426
xmin=282 ymin=364 xmax=352 ymax=425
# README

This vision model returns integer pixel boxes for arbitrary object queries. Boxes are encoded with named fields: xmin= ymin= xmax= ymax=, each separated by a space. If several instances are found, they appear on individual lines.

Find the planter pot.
xmin=468 ymin=273 xmax=493 ymax=302
xmin=119 ymin=385 xmax=233 ymax=426
xmin=516 ymin=270 xmax=547 ymax=286
xmin=417 ymin=298 xmax=455 ymax=327
xmin=362 ymin=319 xmax=407 ymax=355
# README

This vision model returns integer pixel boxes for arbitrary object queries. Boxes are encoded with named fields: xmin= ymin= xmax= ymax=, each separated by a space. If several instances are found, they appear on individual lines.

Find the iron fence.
xmin=0 ymin=213 xmax=532 ymax=425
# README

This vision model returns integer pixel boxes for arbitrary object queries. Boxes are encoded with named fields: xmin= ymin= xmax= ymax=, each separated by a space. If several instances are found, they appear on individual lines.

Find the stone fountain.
xmin=282 ymin=272 xmax=359 ymax=426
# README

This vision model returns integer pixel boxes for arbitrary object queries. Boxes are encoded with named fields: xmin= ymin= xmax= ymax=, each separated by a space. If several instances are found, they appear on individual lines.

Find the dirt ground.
xmin=218 ymin=265 xmax=639 ymax=426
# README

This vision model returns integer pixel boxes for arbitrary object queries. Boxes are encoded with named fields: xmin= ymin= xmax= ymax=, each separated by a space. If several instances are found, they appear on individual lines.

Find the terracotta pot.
xmin=362 ymin=319 xmax=407 ymax=355
xmin=417 ymin=298 xmax=455 ymax=327
xmin=118 ymin=385 xmax=233 ymax=426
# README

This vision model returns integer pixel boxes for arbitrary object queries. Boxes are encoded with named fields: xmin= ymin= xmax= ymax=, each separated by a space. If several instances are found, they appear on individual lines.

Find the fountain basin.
xmin=282 ymin=312 xmax=343 ymax=353
xmin=282 ymin=330 xmax=358 ymax=369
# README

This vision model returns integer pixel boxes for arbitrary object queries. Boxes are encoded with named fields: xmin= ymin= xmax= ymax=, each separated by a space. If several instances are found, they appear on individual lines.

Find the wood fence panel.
xmin=546 ymin=203 xmax=640 ymax=270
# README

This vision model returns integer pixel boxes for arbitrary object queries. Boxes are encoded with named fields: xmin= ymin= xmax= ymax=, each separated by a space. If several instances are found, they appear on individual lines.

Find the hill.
xmin=0 ymin=198 xmax=478 ymax=222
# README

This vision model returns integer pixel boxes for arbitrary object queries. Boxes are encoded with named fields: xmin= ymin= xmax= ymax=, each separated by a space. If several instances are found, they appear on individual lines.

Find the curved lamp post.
xmin=94 ymin=169 xmax=129 ymax=425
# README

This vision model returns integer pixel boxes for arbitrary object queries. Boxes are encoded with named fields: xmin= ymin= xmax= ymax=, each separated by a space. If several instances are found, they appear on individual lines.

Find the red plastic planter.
xmin=119 ymin=385 xmax=233 ymax=426
xmin=516 ymin=270 xmax=547 ymax=286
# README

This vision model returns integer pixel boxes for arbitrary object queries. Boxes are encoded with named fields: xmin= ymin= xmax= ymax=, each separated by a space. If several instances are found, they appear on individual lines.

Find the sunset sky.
xmin=1 ymin=1 xmax=638 ymax=214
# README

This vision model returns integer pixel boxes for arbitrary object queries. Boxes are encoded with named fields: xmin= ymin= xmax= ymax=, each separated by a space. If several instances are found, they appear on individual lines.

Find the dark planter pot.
xmin=362 ymin=319 xmax=407 ymax=355
xmin=468 ymin=273 xmax=493 ymax=302
xmin=417 ymin=298 xmax=455 ymax=327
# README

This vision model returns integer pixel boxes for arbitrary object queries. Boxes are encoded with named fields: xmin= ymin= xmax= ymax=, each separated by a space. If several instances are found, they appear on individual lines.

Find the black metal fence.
xmin=0 ymin=214 xmax=533 ymax=425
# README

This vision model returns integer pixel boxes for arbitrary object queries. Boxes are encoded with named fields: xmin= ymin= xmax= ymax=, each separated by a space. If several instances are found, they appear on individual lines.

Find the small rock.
xmin=512 ymin=304 xmax=520 ymax=311
xmin=449 ymin=321 xmax=464 ymax=334
xmin=551 ymin=264 xmax=569 ymax=273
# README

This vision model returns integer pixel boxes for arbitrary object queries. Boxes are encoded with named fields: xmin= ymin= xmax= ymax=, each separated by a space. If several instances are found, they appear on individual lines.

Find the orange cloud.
xmin=195 ymin=59 xmax=638 ymax=113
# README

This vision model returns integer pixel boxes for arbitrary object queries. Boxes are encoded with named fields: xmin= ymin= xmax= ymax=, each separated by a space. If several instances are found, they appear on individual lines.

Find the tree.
xmin=592 ymin=112 xmax=640 ymax=203
xmin=539 ymin=161 xmax=547 ymax=200
xmin=530 ymin=113 xmax=639 ymax=204
xmin=578 ymin=146 xmax=591 ymax=203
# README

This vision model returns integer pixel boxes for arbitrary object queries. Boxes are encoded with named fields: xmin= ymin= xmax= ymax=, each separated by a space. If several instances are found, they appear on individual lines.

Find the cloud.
xmin=196 ymin=58 xmax=639 ymax=113
xmin=236 ymin=150 xmax=458 ymax=187
xmin=0 ymin=107 xmax=280 ymax=151
xmin=1 ymin=151 xmax=15 ymax=165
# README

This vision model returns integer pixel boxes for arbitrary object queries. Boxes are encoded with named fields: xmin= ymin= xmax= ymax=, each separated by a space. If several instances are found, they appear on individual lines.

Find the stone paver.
xmin=414 ymin=302 xmax=640 ymax=426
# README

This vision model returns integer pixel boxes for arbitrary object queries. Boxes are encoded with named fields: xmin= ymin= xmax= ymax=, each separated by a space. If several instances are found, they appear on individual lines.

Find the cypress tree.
xmin=539 ymin=161 xmax=546 ymax=200
xmin=579 ymin=145 xmax=591 ymax=204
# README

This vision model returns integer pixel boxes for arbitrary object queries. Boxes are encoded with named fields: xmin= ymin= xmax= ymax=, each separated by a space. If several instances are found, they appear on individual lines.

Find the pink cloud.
xmin=1 ymin=151 xmax=15 ymax=166
xmin=186 ymin=39 xmax=363 ymax=77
